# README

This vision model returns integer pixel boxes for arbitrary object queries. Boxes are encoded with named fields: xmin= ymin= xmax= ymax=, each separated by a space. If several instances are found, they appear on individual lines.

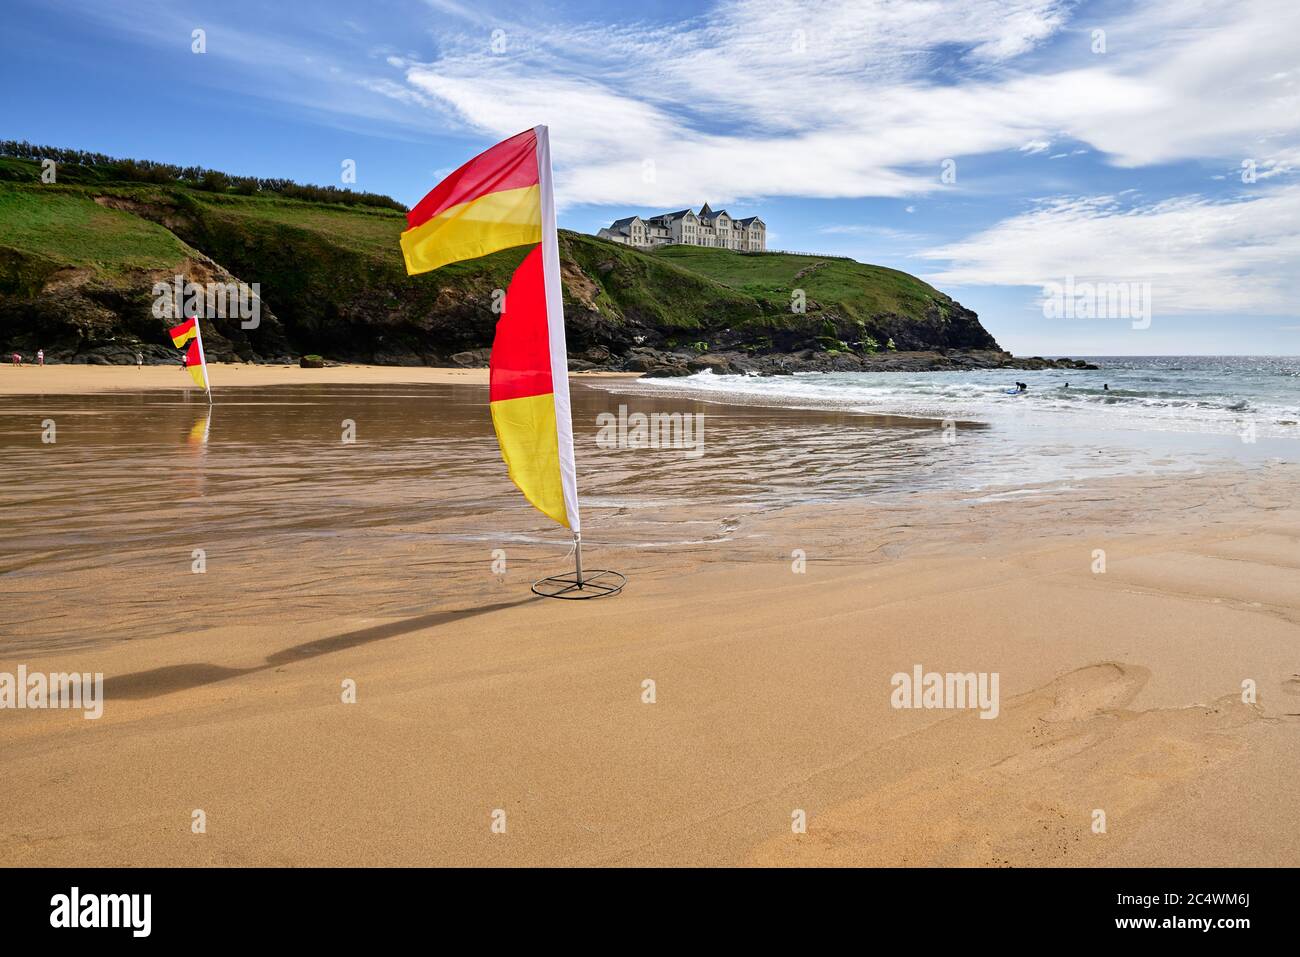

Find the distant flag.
xmin=169 ymin=316 xmax=212 ymax=402
xmin=400 ymin=126 xmax=579 ymax=535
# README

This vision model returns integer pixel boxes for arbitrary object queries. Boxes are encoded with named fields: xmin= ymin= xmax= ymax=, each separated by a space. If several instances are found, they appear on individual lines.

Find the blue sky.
xmin=2 ymin=0 xmax=1298 ymax=355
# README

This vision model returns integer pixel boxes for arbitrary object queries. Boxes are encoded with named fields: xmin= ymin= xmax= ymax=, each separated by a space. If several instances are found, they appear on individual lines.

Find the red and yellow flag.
xmin=169 ymin=317 xmax=211 ymax=397
xmin=170 ymin=318 xmax=198 ymax=347
xmin=401 ymin=126 xmax=578 ymax=531
xmin=400 ymin=128 xmax=543 ymax=277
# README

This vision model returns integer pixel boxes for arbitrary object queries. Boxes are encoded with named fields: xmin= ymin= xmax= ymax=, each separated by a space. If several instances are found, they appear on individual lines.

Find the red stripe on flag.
xmin=406 ymin=128 xmax=539 ymax=230
xmin=489 ymin=245 xmax=553 ymax=402
xmin=185 ymin=339 xmax=201 ymax=366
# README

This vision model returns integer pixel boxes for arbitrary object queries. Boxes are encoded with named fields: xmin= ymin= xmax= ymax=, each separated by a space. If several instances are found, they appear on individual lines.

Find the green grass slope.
xmin=651 ymin=246 xmax=942 ymax=321
xmin=0 ymin=186 xmax=191 ymax=275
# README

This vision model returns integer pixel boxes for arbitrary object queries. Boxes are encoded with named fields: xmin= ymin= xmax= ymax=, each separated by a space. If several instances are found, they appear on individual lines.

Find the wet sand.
xmin=1 ymin=371 xmax=1298 ymax=866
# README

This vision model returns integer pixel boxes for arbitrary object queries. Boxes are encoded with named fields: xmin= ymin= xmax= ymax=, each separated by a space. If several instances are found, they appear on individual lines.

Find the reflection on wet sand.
xmin=2 ymin=382 xmax=966 ymax=651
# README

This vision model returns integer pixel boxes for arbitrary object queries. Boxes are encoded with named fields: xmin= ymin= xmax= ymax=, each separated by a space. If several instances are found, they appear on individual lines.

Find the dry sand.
xmin=1 ymin=368 xmax=1298 ymax=867
xmin=0 ymin=362 xmax=634 ymax=395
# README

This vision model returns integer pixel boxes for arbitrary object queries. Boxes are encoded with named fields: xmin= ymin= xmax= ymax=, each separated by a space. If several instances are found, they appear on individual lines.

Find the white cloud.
xmin=400 ymin=0 xmax=1082 ymax=206
xmin=921 ymin=186 xmax=1300 ymax=314
xmin=57 ymin=0 xmax=1300 ymax=215
xmin=393 ymin=0 xmax=1300 ymax=209
xmin=1060 ymin=0 xmax=1300 ymax=167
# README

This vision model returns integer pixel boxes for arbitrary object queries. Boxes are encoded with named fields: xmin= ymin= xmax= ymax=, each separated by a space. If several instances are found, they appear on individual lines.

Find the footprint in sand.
xmin=749 ymin=662 xmax=1262 ymax=867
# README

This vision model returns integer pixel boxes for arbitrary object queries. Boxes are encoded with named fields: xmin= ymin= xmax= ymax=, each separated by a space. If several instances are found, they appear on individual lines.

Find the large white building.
xmin=597 ymin=203 xmax=766 ymax=252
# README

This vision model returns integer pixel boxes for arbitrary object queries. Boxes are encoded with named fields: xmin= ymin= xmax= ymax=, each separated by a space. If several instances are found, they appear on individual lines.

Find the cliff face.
xmin=0 ymin=163 xmax=1012 ymax=370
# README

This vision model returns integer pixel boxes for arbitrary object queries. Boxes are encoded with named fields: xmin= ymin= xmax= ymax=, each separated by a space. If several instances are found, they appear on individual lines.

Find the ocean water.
xmin=611 ymin=355 xmax=1300 ymax=488
xmin=627 ymin=356 xmax=1300 ymax=439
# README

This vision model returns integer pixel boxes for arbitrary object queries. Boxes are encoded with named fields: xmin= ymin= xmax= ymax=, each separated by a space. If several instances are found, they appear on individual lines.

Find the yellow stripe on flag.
xmin=489 ymin=391 xmax=568 ymax=528
xmin=399 ymin=185 xmax=542 ymax=275
xmin=187 ymin=363 xmax=206 ymax=388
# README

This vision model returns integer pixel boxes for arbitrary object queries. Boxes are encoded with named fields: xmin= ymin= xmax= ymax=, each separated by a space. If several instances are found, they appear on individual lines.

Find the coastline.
xmin=2 ymin=371 xmax=1297 ymax=866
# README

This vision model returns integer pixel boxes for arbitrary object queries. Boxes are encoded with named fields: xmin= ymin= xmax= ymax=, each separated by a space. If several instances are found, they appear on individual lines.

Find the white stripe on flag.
xmin=534 ymin=125 xmax=581 ymax=534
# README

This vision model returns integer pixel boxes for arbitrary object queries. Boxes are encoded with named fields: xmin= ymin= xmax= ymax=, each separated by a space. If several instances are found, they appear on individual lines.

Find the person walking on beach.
xmin=10 ymin=352 xmax=20 ymax=367
xmin=36 ymin=348 xmax=44 ymax=367
xmin=137 ymin=351 xmax=144 ymax=369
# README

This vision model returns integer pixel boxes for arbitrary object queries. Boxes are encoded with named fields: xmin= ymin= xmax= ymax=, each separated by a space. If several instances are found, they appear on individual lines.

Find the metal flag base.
xmin=531 ymin=535 xmax=625 ymax=600
xmin=531 ymin=568 xmax=626 ymax=599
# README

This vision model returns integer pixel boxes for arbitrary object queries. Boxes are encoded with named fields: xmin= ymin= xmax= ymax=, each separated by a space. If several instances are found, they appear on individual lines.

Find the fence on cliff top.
xmin=739 ymin=249 xmax=855 ymax=260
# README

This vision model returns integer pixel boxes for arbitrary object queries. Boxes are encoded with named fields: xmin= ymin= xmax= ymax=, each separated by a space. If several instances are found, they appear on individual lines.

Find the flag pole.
xmin=528 ymin=125 xmax=621 ymax=600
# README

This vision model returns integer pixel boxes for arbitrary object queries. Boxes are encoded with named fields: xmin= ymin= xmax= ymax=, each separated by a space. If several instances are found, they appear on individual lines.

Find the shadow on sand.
xmin=105 ymin=598 xmax=538 ymax=700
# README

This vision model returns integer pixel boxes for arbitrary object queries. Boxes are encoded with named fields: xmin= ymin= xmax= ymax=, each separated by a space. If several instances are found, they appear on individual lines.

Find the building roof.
xmin=651 ymin=208 xmax=694 ymax=223
xmin=602 ymin=205 xmax=762 ymax=234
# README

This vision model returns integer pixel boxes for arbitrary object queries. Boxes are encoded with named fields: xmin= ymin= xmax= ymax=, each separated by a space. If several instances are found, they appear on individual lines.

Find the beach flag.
xmin=170 ymin=318 xmax=198 ymax=347
xmin=400 ymin=128 xmax=543 ymax=277
xmin=169 ymin=317 xmax=212 ymax=401
xmin=400 ymin=126 xmax=579 ymax=533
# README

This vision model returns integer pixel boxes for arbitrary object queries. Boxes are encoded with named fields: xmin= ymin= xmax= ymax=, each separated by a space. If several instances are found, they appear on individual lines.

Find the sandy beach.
xmin=2 ymin=366 xmax=1298 ymax=866
xmin=0 ymin=362 xmax=636 ymax=395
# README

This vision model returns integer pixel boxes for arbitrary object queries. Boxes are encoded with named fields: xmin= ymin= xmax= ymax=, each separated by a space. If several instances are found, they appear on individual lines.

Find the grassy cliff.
xmin=0 ymin=155 xmax=999 ymax=366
